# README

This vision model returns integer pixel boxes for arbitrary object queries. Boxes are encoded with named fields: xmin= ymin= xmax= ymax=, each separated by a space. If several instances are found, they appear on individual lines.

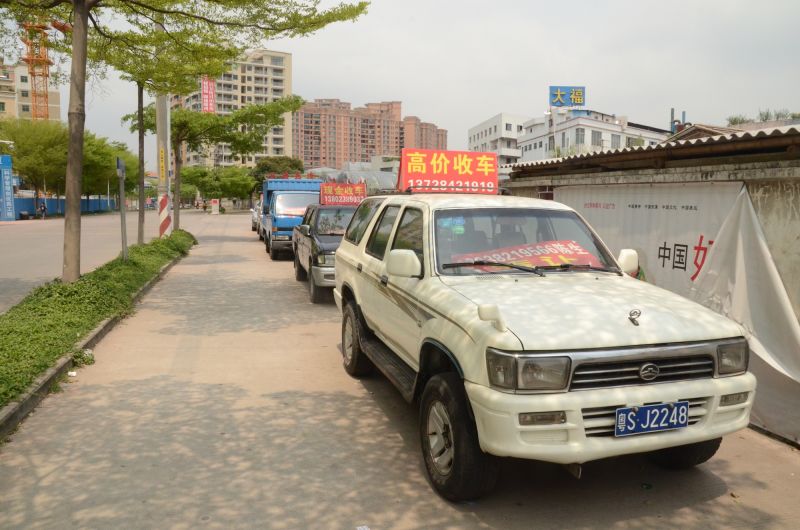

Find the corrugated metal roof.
xmin=506 ymin=125 xmax=800 ymax=170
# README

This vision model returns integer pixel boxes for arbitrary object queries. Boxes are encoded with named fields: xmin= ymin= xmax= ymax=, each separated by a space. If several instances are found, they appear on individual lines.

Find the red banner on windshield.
xmin=320 ymin=183 xmax=367 ymax=206
xmin=398 ymin=148 xmax=498 ymax=194
xmin=452 ymin=240 xmax=603 ymax=269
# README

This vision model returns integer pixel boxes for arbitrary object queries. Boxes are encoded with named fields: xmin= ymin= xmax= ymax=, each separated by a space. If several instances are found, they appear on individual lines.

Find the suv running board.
xmin=359 ymin=333 xmax=417 ymax=403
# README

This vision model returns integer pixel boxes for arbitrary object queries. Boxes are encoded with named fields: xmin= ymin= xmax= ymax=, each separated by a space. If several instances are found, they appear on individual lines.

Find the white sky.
xmin=63 ymin=0 xmax=800 ymax=171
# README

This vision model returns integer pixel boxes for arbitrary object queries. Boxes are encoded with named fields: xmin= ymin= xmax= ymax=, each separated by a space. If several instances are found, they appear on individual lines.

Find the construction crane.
xmin=21 ymin=22 xmax=53 ymax=121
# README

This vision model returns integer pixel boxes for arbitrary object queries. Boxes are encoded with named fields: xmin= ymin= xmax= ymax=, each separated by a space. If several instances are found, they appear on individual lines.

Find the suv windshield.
xmin=276 ymin=193 xmax=318 ymax=216
xmin=316 ymin=207 xmax=356 ymax=236
xmin=435 ymin=207 xmax=616 ymax=275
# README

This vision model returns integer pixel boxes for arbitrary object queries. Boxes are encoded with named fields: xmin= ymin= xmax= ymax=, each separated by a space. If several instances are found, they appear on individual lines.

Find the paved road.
xmin=0 ymin=209 xmax=213 ymax=314
xmin=1 ymin=214 xmax=798 ymax=529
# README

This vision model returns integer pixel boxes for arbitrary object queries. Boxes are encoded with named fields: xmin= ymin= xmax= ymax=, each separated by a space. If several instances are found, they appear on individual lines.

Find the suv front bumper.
xmin=465 ymin=373 xmax=756 ymax=464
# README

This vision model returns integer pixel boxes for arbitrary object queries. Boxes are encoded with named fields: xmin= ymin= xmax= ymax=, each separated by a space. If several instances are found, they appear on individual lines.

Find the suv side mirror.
xmin=297 ymin=224 xmax=310 ymax=237
xmin=387 ymin=249 xmax=422 ymax=278
xmin=617 ymin=249 xmax=639 ymax=276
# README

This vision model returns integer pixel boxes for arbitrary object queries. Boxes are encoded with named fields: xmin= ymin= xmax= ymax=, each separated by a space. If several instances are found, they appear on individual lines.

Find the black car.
xmin=293 ymin=204 xmax=357 ymax=303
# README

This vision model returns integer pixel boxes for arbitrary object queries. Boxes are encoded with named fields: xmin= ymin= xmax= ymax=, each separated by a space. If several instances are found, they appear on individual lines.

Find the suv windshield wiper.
xmin=441 ymin=260 xmax=545 ymax=277
xmin=538 ymin=263 xmax=623 ymax=276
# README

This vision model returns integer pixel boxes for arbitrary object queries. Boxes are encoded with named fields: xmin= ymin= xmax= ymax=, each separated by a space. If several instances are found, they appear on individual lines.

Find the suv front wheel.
xmin=419 ymin=373 xmax=498 ymax=501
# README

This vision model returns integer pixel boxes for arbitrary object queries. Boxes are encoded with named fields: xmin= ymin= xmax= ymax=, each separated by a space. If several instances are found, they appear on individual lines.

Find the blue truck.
xmin=261 ymin=178 xmax=322 ymax=260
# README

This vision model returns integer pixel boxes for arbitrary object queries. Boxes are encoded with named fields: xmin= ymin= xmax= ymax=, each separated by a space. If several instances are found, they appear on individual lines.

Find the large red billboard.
xmin=398 ymin=148 xmax=498 ymax=194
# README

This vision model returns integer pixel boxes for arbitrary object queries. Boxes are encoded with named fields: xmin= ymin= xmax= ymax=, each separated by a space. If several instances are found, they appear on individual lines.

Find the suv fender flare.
xmin=419 ymin=339 xmax=464 ymax=378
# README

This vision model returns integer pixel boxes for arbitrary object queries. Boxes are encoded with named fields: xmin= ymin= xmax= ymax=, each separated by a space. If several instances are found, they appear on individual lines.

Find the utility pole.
xmin=116 ymin=157 xmax=128 ymax=260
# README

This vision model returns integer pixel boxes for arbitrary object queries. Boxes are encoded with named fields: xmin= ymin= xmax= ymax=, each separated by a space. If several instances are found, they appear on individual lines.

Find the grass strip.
xmin=0 ymin=230 xmax=196 ymax=408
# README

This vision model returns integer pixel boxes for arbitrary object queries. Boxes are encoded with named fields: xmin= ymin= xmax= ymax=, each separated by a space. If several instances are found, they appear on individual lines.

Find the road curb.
xmin=0 ymin=252 xmax=188 ymax=441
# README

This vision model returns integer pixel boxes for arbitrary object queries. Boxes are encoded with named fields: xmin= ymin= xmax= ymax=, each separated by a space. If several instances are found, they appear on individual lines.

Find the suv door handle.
xmin=380 ymin=274 xmax=389 ymax=286
xmin=357 ymin=263 xmax=363 ymax=273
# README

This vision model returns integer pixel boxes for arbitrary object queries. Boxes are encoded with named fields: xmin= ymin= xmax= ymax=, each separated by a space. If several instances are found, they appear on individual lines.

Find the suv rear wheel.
xmin=341 ymin=303 xmax=372 ymax=376
xmin=647 ymin=437 xmax=722 ymax=470
xmin=419 ymin=373 xmax=498 ymax=501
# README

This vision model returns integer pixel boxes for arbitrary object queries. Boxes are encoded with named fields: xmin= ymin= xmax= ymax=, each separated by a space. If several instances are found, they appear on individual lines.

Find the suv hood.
xmin=442 ymin=273 xmax=743 ymax=351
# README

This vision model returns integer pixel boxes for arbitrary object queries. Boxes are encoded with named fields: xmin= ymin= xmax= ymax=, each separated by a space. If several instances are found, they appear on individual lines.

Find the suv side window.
xmin=391 ymin=208 xmax=424 ymax=265
xmin=345 ymin=198 xmax=384 ymax=244
xmin=365 ymin=205 xmax=400 ymax=260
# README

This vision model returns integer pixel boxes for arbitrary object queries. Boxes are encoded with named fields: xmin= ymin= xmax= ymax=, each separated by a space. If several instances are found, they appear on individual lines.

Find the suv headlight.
xmin=717 ymin=339 xmax=749 ymax=375
xmin=316 ymin=253 xmax=335 ymax=266
xmin=486 ymin=349 xmax=571 ymax=391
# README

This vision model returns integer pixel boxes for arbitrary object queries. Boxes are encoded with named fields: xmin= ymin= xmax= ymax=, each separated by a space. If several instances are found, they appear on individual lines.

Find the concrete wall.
xmin=747 ymin=180 xmax=800 ymax=320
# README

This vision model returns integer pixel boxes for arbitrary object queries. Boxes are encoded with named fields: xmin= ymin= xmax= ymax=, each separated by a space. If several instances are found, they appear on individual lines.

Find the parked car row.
xmin=250 ymin=177 xmax=357 ymax=303
xmin=251 ymin=186 xmax=756 ymax=502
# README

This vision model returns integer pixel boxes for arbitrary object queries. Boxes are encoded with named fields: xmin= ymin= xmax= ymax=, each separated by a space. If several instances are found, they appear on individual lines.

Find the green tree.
xmin=0 ymin=119 xmax=68 ymax=206
xmin=0 ymin=0 xmax=368 ymax=282
xmin=251 ymin=156 xmax=304 ymax=188
xmin=95 ymin=29 xmax=240 ymax=243
xmin=217 ymin=167 xmax=256 ymax=200
xmin=124 ymin=98 xmax=303 ymax=229
xmin=757 ymin=109 xmax=774 ymax=122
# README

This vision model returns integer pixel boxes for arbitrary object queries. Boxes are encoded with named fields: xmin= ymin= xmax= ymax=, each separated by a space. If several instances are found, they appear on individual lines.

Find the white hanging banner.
xmin=555 ymin=182 xmax=800 ymax=443
xmin=555 ymin=182 xmax=743 ymax=293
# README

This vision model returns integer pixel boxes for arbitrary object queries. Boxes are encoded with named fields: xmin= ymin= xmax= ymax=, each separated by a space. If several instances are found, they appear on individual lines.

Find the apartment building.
xmin=468 ymin=113 xmax=530 ymax=168
xmin=176 ymin=49 xmax=292 ymax=168
xmin=292 ymin=99 xmax=447 ymax=169
xmin=0 ymin=60 xmax=61 ymax=121
xmin=517 ymin=109 xmax=670 ymax=162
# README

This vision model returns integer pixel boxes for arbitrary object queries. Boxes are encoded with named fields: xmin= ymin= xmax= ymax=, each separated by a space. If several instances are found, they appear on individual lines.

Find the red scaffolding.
xmin=21 ymin=23 xmax=52 ymax=120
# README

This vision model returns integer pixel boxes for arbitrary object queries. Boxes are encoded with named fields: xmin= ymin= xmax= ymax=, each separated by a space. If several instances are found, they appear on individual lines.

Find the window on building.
xmin=591 ymin=130 xmax=602 ymax=147
xmin=561 ymin=132 xmax=566 ymax=148
xmin=271 ymin=56 xmax=284 ymax=66
xmin=506 ymin=140 xmax=512 ymax=148
xmin=518 ymin=125 xmax=523 ymax=132
xmin=22 ymin=104 xmax=30 ymax=112
xmin=0 ymin=102 xmax=4 ymax=112
xmin=611 ymin=134 xmax=621 ymax=149
xmin=575 ymin=128 xmax=585 ymax=145
xmin=21 ymin=90 xmax=28 ymax=98
xmin=494 ymin=125 xmax=497 ymax=133
xmin=505 ymin=123 xmax=512 ymax=131
xmin=548 ymin=136 xmax=554 ymax=151
xmin=20 ymin=75 xmax=28 ymax=83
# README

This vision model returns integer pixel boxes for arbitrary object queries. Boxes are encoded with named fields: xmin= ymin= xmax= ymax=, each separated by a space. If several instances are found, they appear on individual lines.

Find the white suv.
xmin=334 ymin=193 xmax=756 ymax=501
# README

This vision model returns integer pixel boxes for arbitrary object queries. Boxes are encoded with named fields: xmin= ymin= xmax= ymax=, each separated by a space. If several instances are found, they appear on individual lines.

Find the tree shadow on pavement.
xmin=0 ymin=374 xmax=779 ymax=530
xmin=146 ymin=266 xmax=338 ymax=337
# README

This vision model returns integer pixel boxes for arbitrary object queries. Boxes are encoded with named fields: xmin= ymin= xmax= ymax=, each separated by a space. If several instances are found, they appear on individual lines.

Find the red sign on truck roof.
xmin=320 ymin=182 xmax=367 ymax=206
xmin=398 ymin=148 xmax=498 ymax=194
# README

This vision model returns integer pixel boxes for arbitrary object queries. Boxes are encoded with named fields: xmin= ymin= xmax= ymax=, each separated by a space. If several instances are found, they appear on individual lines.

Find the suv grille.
xmin=570 ymin=355 xmax=714 ymax=391
xmin=582 ymin=397 xmax=710 ymax=437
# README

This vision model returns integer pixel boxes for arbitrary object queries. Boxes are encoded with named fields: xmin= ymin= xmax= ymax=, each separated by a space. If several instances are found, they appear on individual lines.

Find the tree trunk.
xmin=137 ymin=82 xmax=145 ymax=244
xmin=172 ymin=140 xmax=181 ymax=230
xmin=62 ymin=0 xmax=90 ymax=283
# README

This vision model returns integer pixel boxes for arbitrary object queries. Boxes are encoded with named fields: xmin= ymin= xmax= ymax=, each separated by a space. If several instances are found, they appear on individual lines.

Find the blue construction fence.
xmin=13 ymin=197 xmax=116 ymax=218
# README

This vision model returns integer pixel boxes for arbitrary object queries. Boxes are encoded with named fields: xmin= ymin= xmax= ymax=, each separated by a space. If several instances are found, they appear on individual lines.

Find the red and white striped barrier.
xmin=159 ymin=193 xmax=172 ymax=237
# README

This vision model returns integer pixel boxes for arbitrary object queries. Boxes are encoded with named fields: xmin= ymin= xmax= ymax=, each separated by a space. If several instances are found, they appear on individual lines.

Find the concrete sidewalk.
xmin=1 ymin=214 xmax=798 ymax=529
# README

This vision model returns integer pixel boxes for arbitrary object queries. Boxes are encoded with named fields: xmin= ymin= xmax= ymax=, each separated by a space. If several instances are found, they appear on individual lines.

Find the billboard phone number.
xmin=408 ymin=179 xmax=496 ymax=193
xmin=323 ymin=194 xmax=364 ymax=205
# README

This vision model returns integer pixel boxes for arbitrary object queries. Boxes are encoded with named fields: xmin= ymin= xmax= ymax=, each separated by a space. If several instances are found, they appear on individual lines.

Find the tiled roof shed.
xmin=507 ymin=126 xmax=800 ymax=183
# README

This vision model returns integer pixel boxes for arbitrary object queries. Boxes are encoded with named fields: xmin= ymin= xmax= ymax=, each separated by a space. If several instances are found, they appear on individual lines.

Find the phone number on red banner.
xmin=407 ymin=179 xmax=496 ymax=193
xmin=324 ymin=195 xmax=364 ymax=205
